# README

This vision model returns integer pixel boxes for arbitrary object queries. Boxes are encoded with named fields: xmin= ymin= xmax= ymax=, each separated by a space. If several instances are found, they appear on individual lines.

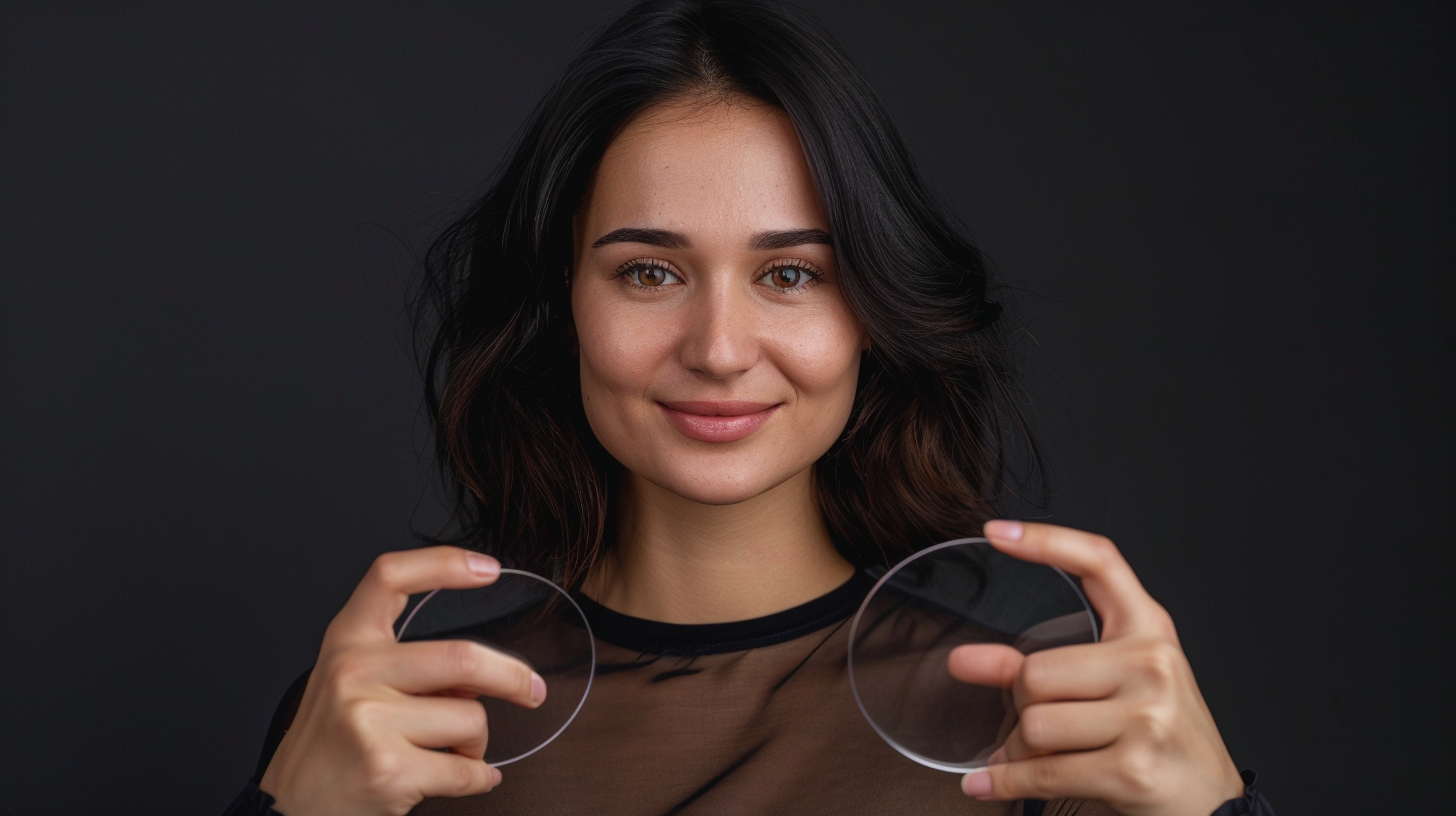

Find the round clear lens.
xmin=847 ymin=538 xmax=1098 ymax=773
xmin=395 ymin=569 xmax=595 ymax=766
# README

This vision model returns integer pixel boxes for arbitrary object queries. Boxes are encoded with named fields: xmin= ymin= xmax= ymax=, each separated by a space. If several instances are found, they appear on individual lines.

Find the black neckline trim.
xmin=571 ymin=571 xmax=875 ymax=656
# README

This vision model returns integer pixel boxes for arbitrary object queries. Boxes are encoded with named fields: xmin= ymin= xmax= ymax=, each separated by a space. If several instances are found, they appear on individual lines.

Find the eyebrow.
xmin=590 ymin=227 xmax=832 ymax=251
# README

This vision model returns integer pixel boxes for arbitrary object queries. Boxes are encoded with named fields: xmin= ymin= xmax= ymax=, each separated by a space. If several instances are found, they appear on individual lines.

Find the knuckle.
xmin=446 ymin=758 xmax=480 ymax=795
xmin=1116 ymin=743 xmax=1161 ymax=798
xmin=1149 ymin=604 xmax=1178 ymax=638
xmin=517 ymin=663 xmax=536 ymax=699
xmin=321 ymin=652 xmax=371 ymax=695
xmin=1134 ymin=640 xmax=1183 ymax=686
xmin=1133 ymin=702 xmax=1176 ymax=744
xmin=1088 ymin=536 xmax=1120 ymax=570
xmin=1020 ymin=651 xmax=1051 ymax=691
xmin=491 ymin=659 xmax=535 ymax=702
xmin=370 ymin=552 xmax=406 ymax=588
xmin=1028 ymin=757 xmax=1061 ymax=795
xmin=444 ymin=640 xmax=482 ymax=677
xmin=340 ymin=697 xmax=388 ymax=732
xmin=467 ymin=700 xmax=490 ymax=737
xmin=1019 ymin=707 xmax=1051 ymax=750
xmin=360 ymin=748 xmax=406 ymax=795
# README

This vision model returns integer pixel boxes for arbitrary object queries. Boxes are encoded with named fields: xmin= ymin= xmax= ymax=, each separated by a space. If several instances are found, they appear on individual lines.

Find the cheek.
xmin=770 ymin=309 xmax=865 ymax=444
xmin=775 ymin=309 xmax=864 ymax=395
xmin=574 ymin=303 xmax=666 ymax=425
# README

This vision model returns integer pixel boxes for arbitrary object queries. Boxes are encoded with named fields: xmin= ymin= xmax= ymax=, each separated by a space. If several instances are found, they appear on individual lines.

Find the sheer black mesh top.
xmin=397 ymin=570 xmax=1111 ymax=816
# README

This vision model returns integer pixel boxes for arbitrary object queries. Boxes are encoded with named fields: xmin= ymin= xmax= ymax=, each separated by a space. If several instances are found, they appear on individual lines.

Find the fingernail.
xmin=985 ymin=519 xmax=1024 ymax=542
xmin=530 ymin=672 xmax=547 ymax=706
xmin=962 ymin=769 xmax=992 ymax=798
xmin=988 ymin=747 xmax=1008 ymax=766
xmin=467 ymin=552 xmax=500 ymax=577
xmin=490 ymin=766 xmax=503 ymax=787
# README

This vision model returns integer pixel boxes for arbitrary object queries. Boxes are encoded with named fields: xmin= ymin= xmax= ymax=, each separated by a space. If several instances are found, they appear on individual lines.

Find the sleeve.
xmin=222 ymin=779 xmax=286 ymax=816
xmin=221 ymin=668 xmax=314 ymax=816
xmin=1209 ymin=769 xmax=1276 ymax=816
xmin=1034 ymin=769 xmax=1275 ymax=816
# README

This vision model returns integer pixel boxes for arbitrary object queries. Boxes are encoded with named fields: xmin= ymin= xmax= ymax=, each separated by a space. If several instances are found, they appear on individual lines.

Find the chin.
xmin=639 ymin=463 xmax=803 ymax=507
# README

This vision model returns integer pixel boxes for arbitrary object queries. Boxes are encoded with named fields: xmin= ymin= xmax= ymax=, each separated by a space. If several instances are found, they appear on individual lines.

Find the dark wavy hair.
xmin=413 ymin=0 xmax=1044 ymax=589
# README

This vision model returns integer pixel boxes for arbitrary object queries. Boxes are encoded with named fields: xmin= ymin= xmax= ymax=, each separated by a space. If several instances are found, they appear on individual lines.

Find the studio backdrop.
xmin=0 ymin=2 xmax=1450 ymax=813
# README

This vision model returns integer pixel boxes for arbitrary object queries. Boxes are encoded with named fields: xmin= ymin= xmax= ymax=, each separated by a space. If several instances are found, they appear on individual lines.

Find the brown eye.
xmin=770 ymin=267 xmax=802 ymax=288
xmin=764 ymin=264 xmax=818 ymax=291
xmin=623 ymin=262 xmax=680 ymax=287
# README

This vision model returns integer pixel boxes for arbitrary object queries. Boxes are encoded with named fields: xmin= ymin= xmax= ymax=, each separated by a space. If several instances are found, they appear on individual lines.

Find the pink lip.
xmin=657 ymin=400 xmax=781 ymax=442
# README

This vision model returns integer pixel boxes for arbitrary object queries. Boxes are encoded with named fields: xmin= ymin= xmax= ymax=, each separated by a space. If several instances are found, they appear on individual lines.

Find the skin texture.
xmin=572 ymin=96 xmax=863 ymax=623
xmin=256 ymin=96 xmax=1246 ymax=815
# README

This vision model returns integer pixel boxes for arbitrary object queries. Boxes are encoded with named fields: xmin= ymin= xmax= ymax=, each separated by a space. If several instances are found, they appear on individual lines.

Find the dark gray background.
xmin=1 ymin=2 xmax=1450 ymax=813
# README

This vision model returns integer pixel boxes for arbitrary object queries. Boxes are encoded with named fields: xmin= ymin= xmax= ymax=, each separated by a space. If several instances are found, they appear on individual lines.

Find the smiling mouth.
xmin=656 ymin=400 xmax=781 ymax=443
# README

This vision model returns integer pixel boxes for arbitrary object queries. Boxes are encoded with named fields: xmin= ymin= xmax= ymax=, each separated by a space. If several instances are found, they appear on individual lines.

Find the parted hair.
xmin=413 ymin=0 xmax=1044 ymax=589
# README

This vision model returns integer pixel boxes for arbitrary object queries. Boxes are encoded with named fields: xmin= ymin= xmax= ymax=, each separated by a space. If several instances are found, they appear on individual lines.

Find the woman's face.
xmin=571 ymin=96 xmax=867 ymax=505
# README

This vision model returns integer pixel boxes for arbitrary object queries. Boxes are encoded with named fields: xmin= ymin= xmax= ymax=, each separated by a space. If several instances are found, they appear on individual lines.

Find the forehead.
xmin=581 ymin=97 xmax=828 ymax=237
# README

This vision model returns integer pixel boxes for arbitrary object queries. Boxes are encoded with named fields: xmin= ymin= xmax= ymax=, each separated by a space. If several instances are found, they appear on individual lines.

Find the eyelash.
xmin=613 ymin=258 xmax=824 ymax=293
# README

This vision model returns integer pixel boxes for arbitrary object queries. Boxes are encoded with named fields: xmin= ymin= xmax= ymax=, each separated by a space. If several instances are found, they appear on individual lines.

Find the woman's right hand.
xmin=258 ymin=546 xmax=547 ymax=816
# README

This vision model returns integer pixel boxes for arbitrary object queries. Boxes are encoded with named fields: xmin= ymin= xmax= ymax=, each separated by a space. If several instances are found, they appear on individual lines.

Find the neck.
xmin=581 ymin=467 xmax=855 ymax=623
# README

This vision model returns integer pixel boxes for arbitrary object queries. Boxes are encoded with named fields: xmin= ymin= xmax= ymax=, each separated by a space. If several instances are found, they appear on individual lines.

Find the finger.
xmin=330 ymin=547 xmax=501 ymax=644
xmin=386 ymin=695 xmax=491 ymax=760
xmin=411 ymin=689 xmax=491 ymax=761
xmin=997 ymin=700 xmax=1123 ymax=762
xmin=982 ymin=520 xmax=1168 ymax=638
xmin=962 ymin=751 xmax=1109 ymax=802
xmin=410 ymin=747 xmax=503 ymax=799
xmin=948 ymin=643 xmax=1024 ymax=689
xmin=376 ymin=640 xmax=546 ymax=709
xmin=1011 ymin=641 xmax=1125 ymax=708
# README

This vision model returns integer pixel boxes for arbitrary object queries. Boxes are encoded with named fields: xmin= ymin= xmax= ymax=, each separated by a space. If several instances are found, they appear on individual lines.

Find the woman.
xmin=229 ymin=1 xmax=1271 ymax=814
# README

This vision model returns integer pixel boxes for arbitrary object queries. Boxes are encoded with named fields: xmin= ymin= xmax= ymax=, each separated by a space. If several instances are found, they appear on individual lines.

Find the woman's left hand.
xmin=950 ymin=520 xmax=1245 ymax=816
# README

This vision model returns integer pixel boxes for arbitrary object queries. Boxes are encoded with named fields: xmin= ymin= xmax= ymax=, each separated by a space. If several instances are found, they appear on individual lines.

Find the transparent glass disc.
xmin=847 ymin=537 xmax=1098 ymax=773
xmin=395 ymin=569 xmax=595 ymax=766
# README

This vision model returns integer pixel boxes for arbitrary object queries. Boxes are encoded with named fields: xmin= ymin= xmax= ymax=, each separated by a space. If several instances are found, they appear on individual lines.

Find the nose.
xmin=678 ymin=281 xmax=758 ymax=380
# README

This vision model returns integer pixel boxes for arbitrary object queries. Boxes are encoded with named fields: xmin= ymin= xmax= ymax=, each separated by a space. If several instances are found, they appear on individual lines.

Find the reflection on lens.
xmin=396 ymin=569 xmax=595 ymax=766
xmin=847 ymin=538 xmax=1098 ymax=773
